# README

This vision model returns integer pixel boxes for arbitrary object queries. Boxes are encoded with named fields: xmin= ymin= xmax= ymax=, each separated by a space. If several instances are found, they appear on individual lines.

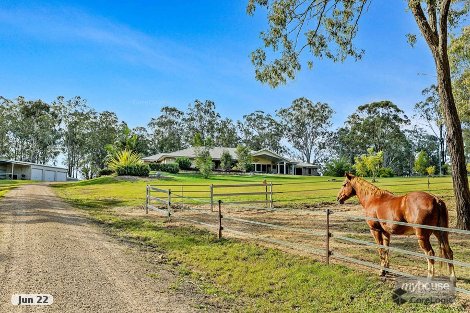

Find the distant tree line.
xmin=2 ymin=91 xmax=470 ymax=179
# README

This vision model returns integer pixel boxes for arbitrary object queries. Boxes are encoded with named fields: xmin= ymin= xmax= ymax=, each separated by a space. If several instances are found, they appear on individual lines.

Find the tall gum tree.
xmin=248 ymin=0 xmax=470 ymax=229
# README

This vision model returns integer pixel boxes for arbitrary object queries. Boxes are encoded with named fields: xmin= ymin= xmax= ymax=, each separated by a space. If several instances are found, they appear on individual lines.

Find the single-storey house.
xmin=143 ymin=147 xmax=319 ymax=176
xmin=0 ymin=159 xmax=68 ymax=181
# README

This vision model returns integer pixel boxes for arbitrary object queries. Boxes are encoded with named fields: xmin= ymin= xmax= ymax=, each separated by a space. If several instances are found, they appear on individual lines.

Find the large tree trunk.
xmin=435 ymin=50 xmax=470 ymax=230
xmin=410 ymin=0 xmax=470 ymax=229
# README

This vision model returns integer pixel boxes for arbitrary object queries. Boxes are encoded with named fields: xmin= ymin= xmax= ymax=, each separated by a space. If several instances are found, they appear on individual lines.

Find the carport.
xmin=0 ymin=160 xmax=68 ymax=181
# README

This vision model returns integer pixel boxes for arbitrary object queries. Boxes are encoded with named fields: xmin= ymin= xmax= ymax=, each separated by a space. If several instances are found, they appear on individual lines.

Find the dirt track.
xmin=0 ymin=185 xmax=212 ymax=313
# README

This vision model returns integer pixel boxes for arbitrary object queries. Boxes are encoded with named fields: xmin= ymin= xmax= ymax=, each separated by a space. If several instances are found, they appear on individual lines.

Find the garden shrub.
xmin=98 ymin=168 xmax=115 ymax=176
xmin=148 ymin=163 xmax=180 ymax=174
xmin=175 ymin=157 xmax=192 ymax=170
xmin=378 ymin=167 xmax=394 ymax=177
xmin=115 ymin=164 xmax=150 ymax=177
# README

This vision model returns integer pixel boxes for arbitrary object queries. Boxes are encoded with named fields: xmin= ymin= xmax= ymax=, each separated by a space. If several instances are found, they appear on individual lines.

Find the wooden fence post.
xmin=210 ymin=184 xmax=214 ymax=212
xmin=218 ymin=200 xmax=223 ymax=239
xmin=264 ymin=180 xmax=268 ymax=208
xmin=145 ymin=185 xmax=149 ymax=214
xmin=181 ymin=185 xmax=184 ymax=209
xmin=167 ymin=189 xmax=172 ymax=221
xmin=270 ymin=182 xmax=274 ymax=208
xmin=326 ymin=209 xmax=331 ymax=265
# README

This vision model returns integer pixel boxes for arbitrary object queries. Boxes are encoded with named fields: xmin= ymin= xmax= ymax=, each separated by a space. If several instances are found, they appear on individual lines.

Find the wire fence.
xmin=144 ymin=179 xmax=470 ymax=296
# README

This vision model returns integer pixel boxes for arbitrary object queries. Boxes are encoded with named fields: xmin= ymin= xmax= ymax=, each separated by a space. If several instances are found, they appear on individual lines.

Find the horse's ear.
xmin=345 ymin=172 xmax=354 ymax=180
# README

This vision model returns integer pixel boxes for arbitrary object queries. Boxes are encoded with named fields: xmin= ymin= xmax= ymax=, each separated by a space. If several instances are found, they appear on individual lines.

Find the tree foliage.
xmin=449 ymin=25 xmax=470 ymax=122
xmin=184 ymin=100 xmax=221 ymax=144
xmin=323 ymin=157 xmax=353 ymax=177
xmin=414 ymin=150 xmax=431 ymax=175
xmin=220 ymin=150 xmax=233 ymax=171
xmin=175 ymin=157 xmax=192 ymax=170
xmin=108 ymin=149 xmax=144 ymax=171
xmin=193 ymin=133 xmax=213 ymax=178
xmin=277 ymin=98 xmax=333 ymax=163
xmin=235 ymin=145 xmax=253 ymax=172
xmin=414 ymin=85 xmax=446 ymax=174
xmin=354 ymin=148 xmax=383 ymax=182
xmin=247 ymin=0 xmax=368 ymax=87
xmin=238 ymin=110 xmax=285 ymax=154
xmin=148 ymin=106 xmax=186 ymax=153
xmin=337 ymin=101 xmax=410 ymax=175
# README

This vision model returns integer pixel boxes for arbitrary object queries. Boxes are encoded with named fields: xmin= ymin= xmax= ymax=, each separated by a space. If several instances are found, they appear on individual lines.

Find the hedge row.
xmin=148 ymin=163 xmax=179 ymax=174
xmin=115 ymin=164 xmax=150 ymax=177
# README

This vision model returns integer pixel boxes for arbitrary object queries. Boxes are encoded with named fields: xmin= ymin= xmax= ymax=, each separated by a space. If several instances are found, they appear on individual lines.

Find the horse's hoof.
xmin=450 ymin=276 xmax=457 ymax=286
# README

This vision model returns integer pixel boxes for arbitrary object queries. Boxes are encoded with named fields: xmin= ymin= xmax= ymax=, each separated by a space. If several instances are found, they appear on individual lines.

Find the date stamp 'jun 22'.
xmin=11 ymin=294 xmax=53 ymax=306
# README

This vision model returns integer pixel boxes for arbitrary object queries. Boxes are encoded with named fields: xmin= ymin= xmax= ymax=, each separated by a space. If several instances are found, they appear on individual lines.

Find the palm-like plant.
xmin=108 ymin=149 xmax=143 ymax=171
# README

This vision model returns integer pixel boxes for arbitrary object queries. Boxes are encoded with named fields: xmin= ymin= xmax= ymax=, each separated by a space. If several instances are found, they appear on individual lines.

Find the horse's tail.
xmin=435 ymin=198 xmax=451 ymax=269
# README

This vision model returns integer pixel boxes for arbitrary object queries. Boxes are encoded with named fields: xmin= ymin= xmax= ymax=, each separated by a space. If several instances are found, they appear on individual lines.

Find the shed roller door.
xmin=56 ymin=172 xmax=67 ymax=182
xmin=31 ymin=168 xmax=43 ymax=181
xmin=44 ymin=170 xmax=55 ymax=182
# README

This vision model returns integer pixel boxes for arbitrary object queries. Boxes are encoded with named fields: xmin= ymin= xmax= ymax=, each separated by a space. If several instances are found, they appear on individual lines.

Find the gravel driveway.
xmin=0 ymin=185 xmax=209 ymax=313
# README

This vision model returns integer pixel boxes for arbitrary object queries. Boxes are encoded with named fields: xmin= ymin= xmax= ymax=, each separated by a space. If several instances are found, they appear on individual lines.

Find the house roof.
xmin=0 ymin=159 xmax=68 ymax=171
xmin=291 ymin=161 xmax=318 ymax=168
xmin=143 ymin=147 xmax=238 ymax=162
xmin=143 ymin=147 xmax=317 ymax=168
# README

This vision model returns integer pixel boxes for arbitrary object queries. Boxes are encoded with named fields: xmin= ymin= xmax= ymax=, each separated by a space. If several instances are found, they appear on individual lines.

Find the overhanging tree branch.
xmin=409 ymin=0 xmax=439 ymax=48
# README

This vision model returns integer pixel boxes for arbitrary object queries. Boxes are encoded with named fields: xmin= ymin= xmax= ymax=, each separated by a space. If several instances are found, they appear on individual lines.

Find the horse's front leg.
xmin=370 ymin=229 xmax=386 ymax=276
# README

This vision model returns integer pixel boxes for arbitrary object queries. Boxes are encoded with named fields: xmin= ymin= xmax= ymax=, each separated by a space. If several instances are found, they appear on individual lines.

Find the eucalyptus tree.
xmin=148 ymin=106 xmax=186 ymax=153
xmin=0 ymin=97 xmax=13 ymax=157
xmin=57 ymin=96 xmax=94 ymax=178
xmin=132 ymin=126 xmax=152 ymax=156
xmin=215 ymin=118 xmax=240 ymax=148
xmin=414 ymin=85 xmax=446 ymax=174
xmin=184 ymin=100 xmax=221 ymax=145
xmin=247 ymin=0 xmax=470 ymax=228
xmin=237 ymin=110 xmax=286 ymax=154
xmin=87 ymin=111 xmax=119 ymax=171
xmin=277 ymin=98 xmax=333 ymax=163
xmin=0 ymin=97 xmax=61 ymax=164
xmin=337 ymin=101 xmax=411 ymax=174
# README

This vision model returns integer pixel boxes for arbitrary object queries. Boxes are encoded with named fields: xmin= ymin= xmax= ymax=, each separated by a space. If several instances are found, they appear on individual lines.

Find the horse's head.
xmin=337 ymin=173 xmax=356 ymax=204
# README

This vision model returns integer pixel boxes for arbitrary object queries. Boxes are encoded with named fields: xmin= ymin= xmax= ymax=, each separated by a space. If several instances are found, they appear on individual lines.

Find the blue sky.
xmin=0 ymin=1 xmax=438 ymax=129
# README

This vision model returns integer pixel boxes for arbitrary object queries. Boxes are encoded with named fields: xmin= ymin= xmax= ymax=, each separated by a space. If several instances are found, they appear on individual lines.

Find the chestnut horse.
xmin=337 ymin=173 xmax=455 ymax=281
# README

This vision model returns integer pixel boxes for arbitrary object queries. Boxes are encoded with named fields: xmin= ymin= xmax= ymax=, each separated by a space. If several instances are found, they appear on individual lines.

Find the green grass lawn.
xmin=52 ymin=173 xmax=467 ymax=312
xmin=0 ymin=180 xmax=33 ymax=198
xmin=52 ymin=173 xmax=455 ymax=210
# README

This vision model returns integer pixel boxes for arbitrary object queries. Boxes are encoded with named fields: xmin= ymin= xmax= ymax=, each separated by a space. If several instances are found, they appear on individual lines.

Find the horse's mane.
xmin=352 ymin=177 xmax=393 ymax=196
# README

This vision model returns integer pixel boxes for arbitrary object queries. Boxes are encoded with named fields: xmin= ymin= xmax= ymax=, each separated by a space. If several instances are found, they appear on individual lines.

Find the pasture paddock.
xmin=54 ymin=174 xmax=470 ymax=310
xmin=144 ymin=175 xmax=470 ymax=295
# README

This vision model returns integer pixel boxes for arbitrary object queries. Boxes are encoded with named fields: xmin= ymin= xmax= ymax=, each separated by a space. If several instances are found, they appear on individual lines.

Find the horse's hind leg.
xmin=370 ymin=229 xmax=386 ymax=276
xmin=382 ymin=232 xmax=391 ymax=269
xmin=434 ymin=231 xmax=456 ymax=283
xmin=417 ymin=233 xmax=435 ymax=278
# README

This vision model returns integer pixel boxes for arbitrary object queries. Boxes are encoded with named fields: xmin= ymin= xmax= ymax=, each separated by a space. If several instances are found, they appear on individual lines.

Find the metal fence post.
xmin=145 ymin=185 xmax=149 ymax=214
xmin=167 ymin=189 xmax=172 ymax=221
xmin=210 ymin=184 xmax=214 ymax=212
xmin=218 ymin=200 xmax=223 ymax=239
xmin=326 ymin=209 xmax=331 ymax=265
